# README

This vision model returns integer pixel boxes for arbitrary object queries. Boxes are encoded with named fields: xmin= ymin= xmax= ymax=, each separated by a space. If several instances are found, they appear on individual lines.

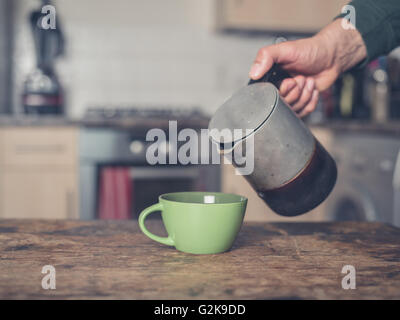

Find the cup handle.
xmin=138 ymin=203 xmax=174 ymax=246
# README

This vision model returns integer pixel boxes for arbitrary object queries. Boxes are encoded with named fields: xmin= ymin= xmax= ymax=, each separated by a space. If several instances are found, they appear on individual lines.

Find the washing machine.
xmin=325 ymin=131 xmax=400 ymax=227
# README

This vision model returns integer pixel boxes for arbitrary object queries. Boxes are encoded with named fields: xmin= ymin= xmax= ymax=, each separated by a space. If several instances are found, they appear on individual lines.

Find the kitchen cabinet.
xmin=0 ymin=127 xmax=79 ymax=219
xmin=1 ymin=170 xmax=77 ymax=219
xmin=216 ymin=0 xmax=349 ymax=33
xmin=0 ymin=126 xmax=77 ymax=167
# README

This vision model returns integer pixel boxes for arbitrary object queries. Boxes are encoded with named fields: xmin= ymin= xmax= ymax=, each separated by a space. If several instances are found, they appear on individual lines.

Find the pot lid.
xmin=208 ymin=82 xmax=277 ymax=145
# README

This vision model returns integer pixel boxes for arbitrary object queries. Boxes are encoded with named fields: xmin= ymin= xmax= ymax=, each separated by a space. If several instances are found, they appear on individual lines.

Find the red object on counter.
xmin=98 ymin=167 xmax=132 ymax=220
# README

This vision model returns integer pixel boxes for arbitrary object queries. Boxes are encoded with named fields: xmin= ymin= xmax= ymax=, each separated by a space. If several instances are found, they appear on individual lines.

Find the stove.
xmin=79 ymin=106 xmax=220 ymax=220
xmin=82 ymin=107 xmax=210 ymax=132
xmin=84 ymin=107 xmax=207 ymax=120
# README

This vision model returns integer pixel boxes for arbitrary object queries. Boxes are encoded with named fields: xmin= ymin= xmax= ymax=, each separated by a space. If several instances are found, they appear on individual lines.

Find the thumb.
xmin=249 ymin=44 xmax=284 ymax=80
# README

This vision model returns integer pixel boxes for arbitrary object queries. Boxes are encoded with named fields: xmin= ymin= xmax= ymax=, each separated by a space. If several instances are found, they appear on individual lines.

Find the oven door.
xmin=79 ymin=128 xmax=221 ymax=220
xmin=130 ymin=166 xmax=204 ymax=219
xmin=96 ymin=164 xmax=219 ymax=220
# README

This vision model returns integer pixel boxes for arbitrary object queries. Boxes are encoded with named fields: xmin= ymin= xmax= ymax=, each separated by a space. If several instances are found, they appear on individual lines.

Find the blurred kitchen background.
xmin=0 ymin=0 xmax=399 ymax=225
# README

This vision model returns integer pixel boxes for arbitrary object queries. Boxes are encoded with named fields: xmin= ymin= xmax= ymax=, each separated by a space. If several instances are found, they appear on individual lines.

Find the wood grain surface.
xmin=0 ymin=220 xmax=399 ymax=299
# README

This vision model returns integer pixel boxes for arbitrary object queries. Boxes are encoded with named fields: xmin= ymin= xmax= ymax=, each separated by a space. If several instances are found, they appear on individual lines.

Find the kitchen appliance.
xmin=325 ymin=132 xmax=400 ymax=227
xmin=22 ymin=1 xmax=64 ymax=114
xmin=209 ymin=65 xmax=337 ymax=216
xmin=79 ymin=108 xmax=220 ymax=220
xmin=84 ymin=106 xmax=206 ymax=120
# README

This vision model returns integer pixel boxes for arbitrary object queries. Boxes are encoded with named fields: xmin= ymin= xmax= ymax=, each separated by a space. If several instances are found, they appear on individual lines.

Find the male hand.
xmin=249 ymin=19 xmax=367 ymax=117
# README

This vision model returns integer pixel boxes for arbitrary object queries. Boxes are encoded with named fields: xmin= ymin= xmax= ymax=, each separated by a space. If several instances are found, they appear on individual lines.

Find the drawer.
xmin=0 ymin=127 xmax=78 ymax=167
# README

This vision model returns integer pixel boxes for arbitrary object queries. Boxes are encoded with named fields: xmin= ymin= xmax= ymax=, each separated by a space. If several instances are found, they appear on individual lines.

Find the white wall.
xmin=12 ymin=0 xmax=276 ymax=118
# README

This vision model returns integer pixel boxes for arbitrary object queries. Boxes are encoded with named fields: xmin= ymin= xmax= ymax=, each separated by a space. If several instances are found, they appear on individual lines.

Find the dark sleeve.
xmin=337 ymin=0 xmax=400 ymax=64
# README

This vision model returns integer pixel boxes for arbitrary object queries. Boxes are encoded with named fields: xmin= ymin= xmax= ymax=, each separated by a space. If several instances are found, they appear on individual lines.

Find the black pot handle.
xmin=248 ymin=64 xmax=291 ymax=88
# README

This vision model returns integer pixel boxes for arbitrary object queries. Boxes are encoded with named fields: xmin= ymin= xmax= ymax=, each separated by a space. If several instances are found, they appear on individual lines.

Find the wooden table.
xmin=1 ymin=220 xmax=399 ymax=299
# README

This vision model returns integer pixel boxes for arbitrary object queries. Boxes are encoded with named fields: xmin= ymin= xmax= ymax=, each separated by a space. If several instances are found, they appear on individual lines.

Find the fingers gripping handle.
xmin=248 ymin=64 xmax=291 ymax=88
xmin=138 ymin=203 xmax=174 ymax=246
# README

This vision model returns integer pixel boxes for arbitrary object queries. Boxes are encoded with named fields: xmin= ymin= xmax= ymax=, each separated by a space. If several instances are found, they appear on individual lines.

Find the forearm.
xmin=314 ymin=19 xmax=367 ymax=74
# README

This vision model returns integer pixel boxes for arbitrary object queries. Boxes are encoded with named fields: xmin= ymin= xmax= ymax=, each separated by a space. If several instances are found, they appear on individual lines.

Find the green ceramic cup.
xmin=138 ymin=192 xmax=247 ymax=254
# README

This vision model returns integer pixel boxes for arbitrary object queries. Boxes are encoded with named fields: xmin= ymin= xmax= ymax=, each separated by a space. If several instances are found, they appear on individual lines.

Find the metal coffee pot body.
xmin=209 ymin=67 xmax=337 ymax=216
